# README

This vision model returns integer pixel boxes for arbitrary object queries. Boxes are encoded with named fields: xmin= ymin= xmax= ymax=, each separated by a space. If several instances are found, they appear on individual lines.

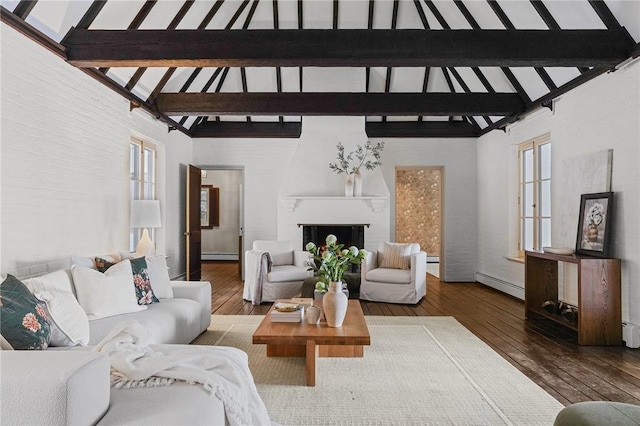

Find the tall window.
xmin=130 ymin=138 xmax=157 ymax=252
xmin=518 ymin=134 xmax=551 ymax=256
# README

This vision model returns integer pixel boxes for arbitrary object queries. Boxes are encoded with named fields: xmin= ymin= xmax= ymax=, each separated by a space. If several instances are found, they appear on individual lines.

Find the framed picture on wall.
xmin=575 ymin=192 xmax=613 ymax=257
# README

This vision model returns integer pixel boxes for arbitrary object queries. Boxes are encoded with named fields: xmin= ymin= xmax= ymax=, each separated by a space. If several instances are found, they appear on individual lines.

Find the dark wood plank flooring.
xmin=202 ymin=260 xmax=640 ymax=407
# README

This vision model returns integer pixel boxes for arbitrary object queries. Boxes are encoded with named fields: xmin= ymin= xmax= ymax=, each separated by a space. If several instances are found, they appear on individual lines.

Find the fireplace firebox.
xmin=302 ymin=224 xmax=366 ymax=272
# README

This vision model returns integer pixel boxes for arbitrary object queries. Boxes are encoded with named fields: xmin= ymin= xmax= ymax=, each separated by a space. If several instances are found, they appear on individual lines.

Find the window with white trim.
xmin=518 ymin=134 xmax=551 ymax=256
xmin=130 ymin=138 xmax=157 ymax=252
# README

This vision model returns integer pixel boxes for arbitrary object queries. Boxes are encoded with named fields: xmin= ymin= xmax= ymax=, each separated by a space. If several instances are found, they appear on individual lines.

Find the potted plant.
xmin=305 ymin=234 xmax=367 ymax=293
xmin=329 ymin=141 xmax=385 ymax=196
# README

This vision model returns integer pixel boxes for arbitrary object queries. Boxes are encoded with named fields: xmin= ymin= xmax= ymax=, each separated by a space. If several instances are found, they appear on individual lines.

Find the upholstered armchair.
xmin=243 ymin=240 xmax=313 ymax=305
xmin=360 ymin=242 xmax=427 ymax=304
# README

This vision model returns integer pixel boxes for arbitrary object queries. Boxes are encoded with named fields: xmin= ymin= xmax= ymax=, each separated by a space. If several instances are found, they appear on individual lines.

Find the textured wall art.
xmin=395 ymin=168 xmax=441 ymax=257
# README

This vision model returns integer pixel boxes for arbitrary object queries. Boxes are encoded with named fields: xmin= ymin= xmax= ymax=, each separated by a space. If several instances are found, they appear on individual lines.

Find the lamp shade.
xmin=130 ymin=200 xmax=161 ymax=229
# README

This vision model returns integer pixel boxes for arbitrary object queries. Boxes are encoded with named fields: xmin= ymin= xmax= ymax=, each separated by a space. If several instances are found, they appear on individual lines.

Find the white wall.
xmin=477 ymin=60 xmax=640 ymax=324
xmin=201 ymin=169 xmax=242 ymax=257
xmin=1 ymin=24 xmax=192 ymax=278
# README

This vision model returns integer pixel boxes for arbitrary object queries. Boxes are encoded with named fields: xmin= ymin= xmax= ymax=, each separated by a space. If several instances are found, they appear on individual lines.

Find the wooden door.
xmin=186 ymin=165 xmax=202 ymax=281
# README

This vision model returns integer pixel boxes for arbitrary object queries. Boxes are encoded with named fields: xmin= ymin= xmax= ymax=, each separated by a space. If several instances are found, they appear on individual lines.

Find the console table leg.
xmin=306 ymin=339 xmax=317 ymax=387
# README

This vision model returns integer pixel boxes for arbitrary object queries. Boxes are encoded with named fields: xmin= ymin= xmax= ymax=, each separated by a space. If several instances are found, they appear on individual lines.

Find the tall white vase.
xmin=323 ymin=281 xmax=348 ymax=327
xmin=344 ymin=175 xmax=354 ymax=197
xmin=353 ymin=170 xmax=363 ymax=197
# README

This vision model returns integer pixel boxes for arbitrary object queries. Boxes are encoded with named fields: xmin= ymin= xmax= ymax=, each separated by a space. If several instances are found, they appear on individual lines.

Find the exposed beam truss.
xmin=154 ymin=92 xmax=525 ymax=116
xmin=62 ymin=29 xmax=634 ymax=68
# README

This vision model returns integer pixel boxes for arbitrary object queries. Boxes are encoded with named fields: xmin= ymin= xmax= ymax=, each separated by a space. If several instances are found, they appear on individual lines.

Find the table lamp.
xmin=130 ymin=200 xmax=161 ymax=257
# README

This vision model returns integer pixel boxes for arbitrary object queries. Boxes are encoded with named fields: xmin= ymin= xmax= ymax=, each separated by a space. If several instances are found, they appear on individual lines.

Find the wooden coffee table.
xmin=252 ymin=299 xmax=370 ymax=386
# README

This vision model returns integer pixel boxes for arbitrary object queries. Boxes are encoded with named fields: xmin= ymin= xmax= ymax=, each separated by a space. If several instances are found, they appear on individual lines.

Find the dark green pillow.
xmin=0 ymin=275 xmax=52 ymax=350
xmin=130 ymin=257 xmax=159 ymax=305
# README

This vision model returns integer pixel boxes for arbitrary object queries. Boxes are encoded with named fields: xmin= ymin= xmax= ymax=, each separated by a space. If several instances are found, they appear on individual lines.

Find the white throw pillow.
xmin=24 ymin=273 xmax=90 ymax=346
xmin=145 ymin=255 xmax=173 ymax=299
xmin=380 ymin=243 xmax=412 ymax=270
xmin=71 ymin=260 xmax=146 ymax=320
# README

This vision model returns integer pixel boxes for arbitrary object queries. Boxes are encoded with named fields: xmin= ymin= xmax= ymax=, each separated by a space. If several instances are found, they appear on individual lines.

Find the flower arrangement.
xmin=329 ymin=141 xmax=385 ymax=175
xmin=587 ymin=202 xmax=605 ymax=227
xmin=306 ymin=234 xmax=367 ymax=292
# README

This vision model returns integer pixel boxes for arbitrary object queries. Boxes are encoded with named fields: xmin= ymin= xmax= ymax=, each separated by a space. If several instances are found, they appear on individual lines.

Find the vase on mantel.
xmin=353 ymin=170 xmax=363 ymax=197
xmin=323 ymin=281 xmax=348 ymax=327
xmin=344 ymin=175 xmax=354 ymax=197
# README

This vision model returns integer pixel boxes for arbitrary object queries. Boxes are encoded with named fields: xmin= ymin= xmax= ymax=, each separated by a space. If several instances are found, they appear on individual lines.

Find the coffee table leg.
xmin=306 ymin=339 xmax=317 ymax=387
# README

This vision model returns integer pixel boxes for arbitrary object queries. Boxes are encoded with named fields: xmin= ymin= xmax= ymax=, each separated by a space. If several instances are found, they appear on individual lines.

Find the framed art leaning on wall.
xmin=576 ymin=192 xmax=613 ymax=257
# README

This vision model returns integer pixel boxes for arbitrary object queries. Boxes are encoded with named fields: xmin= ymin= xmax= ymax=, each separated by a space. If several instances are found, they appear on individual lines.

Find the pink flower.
xmin=22 ymin=313 xmax=41 ymax=333
xmin=139 ymin=291 xmax=153 ymax=305
xmin=35 ymin=304 xmax=48 ymax=320
xmin=133 ymin=275 xmax=148 ymax=289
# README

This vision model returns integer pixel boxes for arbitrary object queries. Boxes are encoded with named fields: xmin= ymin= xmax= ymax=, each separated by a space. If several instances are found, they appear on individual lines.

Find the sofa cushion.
xmin=267 ymin=265 xmax=311 ymax=282
xmin=130 ymin=257 xmax=160 ymax=305
xmin=0 ymin=275 xmax=52 ymax=350
xmin=24 ymin=276 xmax=90 ymax=347
xmin=366 ymin=267 xmax=411 ymax=284
xmin=87 ymin=298 xmax=203 ymax=345
xmin=145 ymin=255 xmax=173 ymax=299
xmin=71 ymin=261 xmax=146 ymax=320
xmin=379 ymin=242 xmax=412 ymax=270
xmin=271 ymin=251 xmax=294 ymax=266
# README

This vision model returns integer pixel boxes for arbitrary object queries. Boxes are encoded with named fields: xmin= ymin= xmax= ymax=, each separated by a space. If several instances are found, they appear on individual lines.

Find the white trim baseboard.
xmin=475 ymin=272 xmax=524 ymax=300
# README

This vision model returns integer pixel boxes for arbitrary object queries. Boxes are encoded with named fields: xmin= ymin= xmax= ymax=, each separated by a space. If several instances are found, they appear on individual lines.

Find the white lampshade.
xmin=131 ymin=200 xmax=161 ymax=257
xmin=130 ymin=200 xmax=161 ymax=229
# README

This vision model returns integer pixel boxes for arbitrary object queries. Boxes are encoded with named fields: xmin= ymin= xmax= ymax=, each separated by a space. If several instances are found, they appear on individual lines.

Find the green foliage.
xmin=329 ymin=141 xmax=385 ymax=175
xmin=306 ymin=234 xmax=367 ymax=292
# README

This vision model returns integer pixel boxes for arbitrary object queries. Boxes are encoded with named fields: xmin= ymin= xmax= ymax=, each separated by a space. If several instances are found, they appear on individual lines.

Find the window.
xmin=518 ymin=134 xmax=551 ymax=256
xmin=130 ymin=138 xmax=157 ymax=252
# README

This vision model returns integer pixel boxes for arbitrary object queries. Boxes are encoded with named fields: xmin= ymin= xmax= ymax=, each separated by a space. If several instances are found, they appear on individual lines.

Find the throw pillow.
xmin=71 ymin=260 xmax=146 ymax=320
xmin=0 ymin=334 xmax=13 ymax=350
xmin=379 ymin=243 xmax=412 ymax=270
xmin=130 ymin=257 xmax=159 ymax=305
xmin=71 ymin=255 xmax=96 ymax=270
xmin=271 ymin=251 xmax=294 ymax=266
xmin=0 ymin=275 xmax=52 ymax=350
xmin=145 ymin=255 xmax=173 ymax=299
xmin=24 ymin=276 xmax=90 ymax=346
xmin=95 ymin=257 xmax=116 ymax=273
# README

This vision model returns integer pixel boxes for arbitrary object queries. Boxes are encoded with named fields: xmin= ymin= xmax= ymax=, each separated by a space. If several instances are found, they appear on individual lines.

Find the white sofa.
xmin=0 ymin=262 xmax=262 ymax=425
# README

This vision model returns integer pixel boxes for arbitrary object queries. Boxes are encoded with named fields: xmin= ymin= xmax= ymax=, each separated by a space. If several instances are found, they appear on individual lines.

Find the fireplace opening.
xmin=302 ymin=224 xmax=366 ymax=272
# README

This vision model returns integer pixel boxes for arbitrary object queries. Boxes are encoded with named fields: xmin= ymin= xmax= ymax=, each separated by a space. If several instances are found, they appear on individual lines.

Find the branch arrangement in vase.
xmin=329 ymin=141 xmax=385 ymax=175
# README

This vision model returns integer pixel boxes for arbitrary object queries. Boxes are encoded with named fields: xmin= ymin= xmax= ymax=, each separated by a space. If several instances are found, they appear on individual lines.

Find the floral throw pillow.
xmin=130 ymin=257 xmax=159 ymax=305
xmin=0 ymin=275 xmax=52 ymax=350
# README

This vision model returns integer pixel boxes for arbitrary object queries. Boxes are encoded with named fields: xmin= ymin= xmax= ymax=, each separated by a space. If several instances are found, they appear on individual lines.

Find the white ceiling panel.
xmin=372 ymin=0 xmax=396 ymax=29
xmin=509 ymin=67 xmax=550 ymax=102
xmin=478 ymin=67 xmax=515 ymax=93
xmin=130 ymin=67 xmax=171 ymax=100
xmin=281 ymin=67 xmax=301 ymax=92
xmin=276 ymin=0 xmax=301 ymax=29
xmin=137 ymin=1 xmax=185 ymax=29
xmin=220 ymin=68 xmax=244 ymax=93
xmin=428 ymin=68 xmax=454 ymax=92
xmin=397 ymin=0 xmax=426 ymax=29
xmin=390 ymin=68 xmax=425 ymax=92
xmin=453 ymin=68 xmax=487 ymax=92
xmin=368 ymin=68 xmax=388 ymax=93
xmin=427 ymin=1 xmax=473 ymax=29
xmin=544 ymin=67 xmax=581 ymax=88
xmin=26 ymin=0 xmax=91 ymax=41
xmin=246 ymin=68 xmax=277 ymax=92
xmin=248 ymin=0 xmax=276 ymax=29
xmin=176 ymin=0 xmax=218 ymax=29
xmin=542 ymin=0 xmax=607 ymax=30
xmin=338 ymin=1 xmax=370 ymax=29
xmin=163 ymin=68 xmax=200 ymax=92
xmin=303 ymin=0 xmax=333 ymax=29
xmin=188 ymin=68 xmax=223 ymax=93
xmin=90 ymin=1 xmax=146 ymax=29
xmin=496 ymin=0 xmax=547 ymax=29
xmin=106 ymin=68 xmax=138 ymax=87
xmin=458 ymin=1 xmax=504 ymax=29
xmin=605 ymin=0 xmax=640 ymax=41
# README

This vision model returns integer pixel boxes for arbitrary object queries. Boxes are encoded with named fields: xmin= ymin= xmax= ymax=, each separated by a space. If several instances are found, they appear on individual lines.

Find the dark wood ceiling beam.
xmin=191 ymin=121 xmax=302 ymax=138
xmin=12 ymin=1 xmax=38 ymax=19
xmin=62 ymin=28 xmax=634 ymax=68
xmin=155 ymin=92 xmax=525 ymax=116
xmin=366 ymin=121 xmax=480 ymax=138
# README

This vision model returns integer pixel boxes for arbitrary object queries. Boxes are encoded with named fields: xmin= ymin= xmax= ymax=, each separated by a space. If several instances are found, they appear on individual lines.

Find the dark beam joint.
xmin=62 ymin=29 xmax=634 ymax=68
xmin=154 ymin=92 xmax=525 ymax=117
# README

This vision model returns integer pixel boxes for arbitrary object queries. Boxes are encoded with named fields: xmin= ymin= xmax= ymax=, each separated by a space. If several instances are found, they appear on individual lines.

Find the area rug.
xmin=192 ymin=315 xmax=563 ymax=425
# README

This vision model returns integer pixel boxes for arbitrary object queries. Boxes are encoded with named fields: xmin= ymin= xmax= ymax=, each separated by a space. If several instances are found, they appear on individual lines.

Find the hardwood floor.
xmin=202 ymin=260 xmax=640 ymax=407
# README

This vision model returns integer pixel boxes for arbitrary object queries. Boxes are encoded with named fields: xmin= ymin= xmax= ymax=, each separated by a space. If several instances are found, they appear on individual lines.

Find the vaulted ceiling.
xmin=2 ymin=0 xmax=639 ymax=138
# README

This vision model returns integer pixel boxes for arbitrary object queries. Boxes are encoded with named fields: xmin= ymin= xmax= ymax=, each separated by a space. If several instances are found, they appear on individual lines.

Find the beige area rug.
xmin=192 ymin=315 xmax=563 ymax=425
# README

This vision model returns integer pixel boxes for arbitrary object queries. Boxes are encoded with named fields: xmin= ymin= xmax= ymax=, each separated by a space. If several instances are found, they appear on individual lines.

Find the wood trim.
xmin=365 ymin=121 xmax=480 ymax=138
xmin=190 ymin=121 xmax=302 ymax=138
xmin=61 ymin=28 xmax=634 ymax=68
xmin=155 ymin=92 xmax=526 ymax=116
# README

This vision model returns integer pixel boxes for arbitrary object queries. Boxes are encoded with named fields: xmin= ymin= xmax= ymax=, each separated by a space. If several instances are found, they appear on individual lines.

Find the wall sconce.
xmin=130 ymin=200 xmax=161 ymax=257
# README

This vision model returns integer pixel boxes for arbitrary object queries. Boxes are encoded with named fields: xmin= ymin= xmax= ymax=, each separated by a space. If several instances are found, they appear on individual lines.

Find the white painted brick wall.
xmin=477 ymin=61 xmax=640 ymax=324
xmin=1 ymin=24 xmax=192 ymax=278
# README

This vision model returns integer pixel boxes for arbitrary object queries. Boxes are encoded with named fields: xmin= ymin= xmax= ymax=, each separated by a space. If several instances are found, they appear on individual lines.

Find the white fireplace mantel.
xmin=281 ymin=196 xmax=387 ymax=213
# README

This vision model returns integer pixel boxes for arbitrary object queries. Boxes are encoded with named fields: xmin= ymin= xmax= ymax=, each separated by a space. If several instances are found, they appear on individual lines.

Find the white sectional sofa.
xmin=0 ymin=257 xmax=271 ymax=425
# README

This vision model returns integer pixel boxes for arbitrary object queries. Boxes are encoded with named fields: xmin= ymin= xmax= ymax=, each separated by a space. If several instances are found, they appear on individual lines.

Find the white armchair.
xmin=360 ymin=242 xmax=427 ymax=304
xmin=243 ymin=240 xmax=313 ymax=304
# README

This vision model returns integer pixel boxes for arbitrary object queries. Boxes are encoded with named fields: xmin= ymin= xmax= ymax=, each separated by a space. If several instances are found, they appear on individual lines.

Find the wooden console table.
xmin=524 ymin=250 xmax=621 ymax=345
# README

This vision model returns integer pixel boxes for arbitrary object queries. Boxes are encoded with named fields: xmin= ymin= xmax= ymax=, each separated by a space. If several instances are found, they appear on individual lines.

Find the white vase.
xmin=353 ymin=170 xmax=362 ymax=197
xmin=323 ymin=281 xmax=348 ymax=327
xmin=305 ymin=305 xmax=322 ymax=325
xmin=344 ymin=175 xmax=354 ymax=197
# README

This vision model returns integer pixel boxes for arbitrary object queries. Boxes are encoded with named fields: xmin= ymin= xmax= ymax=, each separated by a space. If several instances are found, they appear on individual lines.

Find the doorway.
xmin=395 ymin=167 xmax=443 ymax=279
xmin=199 ymin=168 xmax=244 ymax=271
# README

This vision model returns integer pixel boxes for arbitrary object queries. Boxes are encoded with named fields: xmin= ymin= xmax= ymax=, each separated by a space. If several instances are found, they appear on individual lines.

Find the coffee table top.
xmin=252 ymin=299 xmax=370 ymax=346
